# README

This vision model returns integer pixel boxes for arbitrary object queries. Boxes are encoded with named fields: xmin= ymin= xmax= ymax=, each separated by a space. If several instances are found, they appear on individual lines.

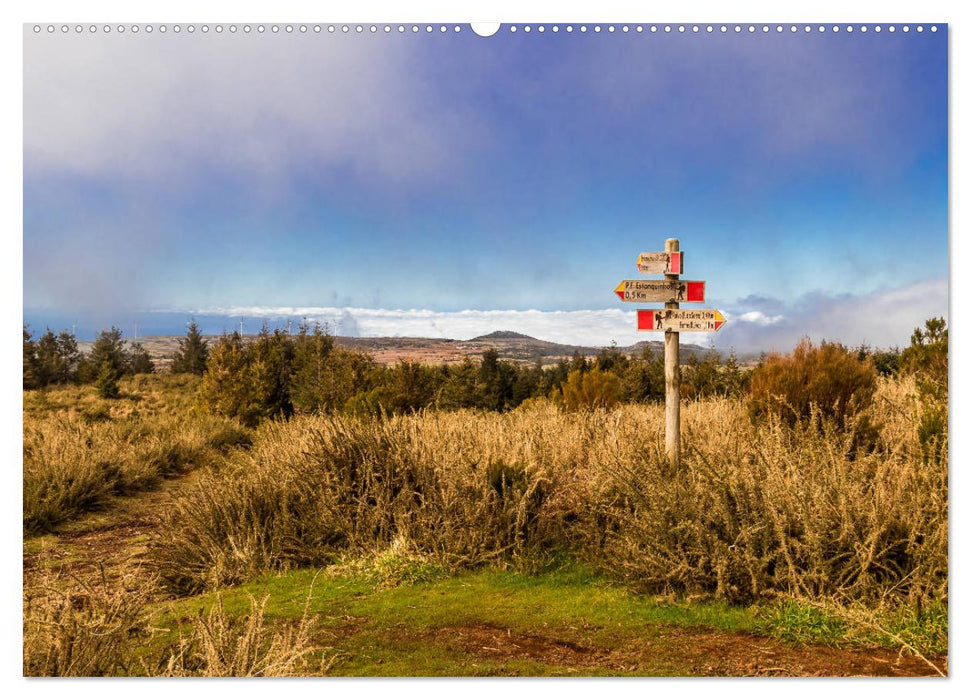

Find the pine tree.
xmin=201 ymin=332 xmax=257 ymax=425
xmin=171 ymin=321 xmax=209 ymax=375
xmin=95 ymin=360 xmax=121 ymax=399
xmin=289 ymin=322 xmax=334 ymax=413
xmin=79 ymin=327 xmax=127 ymax=383
xmin=248 ymin=325 xmax=294 ymax=420
xmin=23 ymin=326 xmax=38 ymax=389
xmin=128 ymin=342 xmax=154 ymax=374
xmin=55 ymin=330 xmax=81 ymax=382
xmin=723 ymin=348 xmax=745 ymax=397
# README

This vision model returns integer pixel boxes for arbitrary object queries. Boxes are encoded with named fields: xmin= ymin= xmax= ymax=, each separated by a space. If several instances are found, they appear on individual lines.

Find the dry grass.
xmin=23 ymin=375 xmax=251 ymax=533
xmin=23 ymin=373 xmax=947 ymax=674
xmin=148 ymin=376 xmax=946 ymax=608
xmin=162 ymin=593 xmax=322 ymax=676
xmin=22 ymin=568 xmax=322 ymax=677
xmin=590 ymin=392 xmax=946 ymax=605
xmin=149 ymin=406 xmax=571 ymax=593
xmin=23 ymin=569 xmax=155 ymax=676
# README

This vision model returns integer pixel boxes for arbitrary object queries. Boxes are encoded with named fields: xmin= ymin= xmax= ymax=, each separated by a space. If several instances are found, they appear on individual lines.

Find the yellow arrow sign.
xmin=637 ymin=309 xmax=726 ymax=332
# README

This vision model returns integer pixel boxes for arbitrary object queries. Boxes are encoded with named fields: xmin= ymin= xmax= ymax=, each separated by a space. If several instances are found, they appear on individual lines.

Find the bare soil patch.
xmin=408 ymin=623 xmax=946 ymax=677
xmin=23 ymin=471 xmax=202 ymax=594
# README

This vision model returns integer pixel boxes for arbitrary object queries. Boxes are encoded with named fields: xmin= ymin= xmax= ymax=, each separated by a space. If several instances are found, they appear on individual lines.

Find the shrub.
xmin=747 ymin=338 xmax=877 ymax=428
xmin=147 ymin=393 xmax=947 ymax=607
xmin=581 ymin=398 xmax=947 ymax=605
xmin=23 ymin=571 xmax=154 ymax=676
xmin=552 ymin=367 xmax=622 ymax=411
xmin=900 ymin=318 xmax=948 ymax=456
xmin=95 ymin=361 xmax=122 ymax=399
xmin=23 ymin=395 xmax=251 ymax=533
xmin=149 ymin=412 xmax=563 ymax=594
xmin=900 ymin=317 xmax=947 ymax=395
xmin=162 ymin=594 xmax=320 ymax=677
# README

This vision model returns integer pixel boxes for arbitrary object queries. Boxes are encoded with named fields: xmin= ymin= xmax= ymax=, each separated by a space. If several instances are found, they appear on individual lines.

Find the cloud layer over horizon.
xmin=171 ymin=277 xmax=945 ymax=352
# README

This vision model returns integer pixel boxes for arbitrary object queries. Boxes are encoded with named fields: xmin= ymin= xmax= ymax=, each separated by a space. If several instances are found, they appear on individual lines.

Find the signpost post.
xmin=614 ymin=239 xmax=725 ymax=470
xmin=664 ymin=239 xmax=681 ymax=471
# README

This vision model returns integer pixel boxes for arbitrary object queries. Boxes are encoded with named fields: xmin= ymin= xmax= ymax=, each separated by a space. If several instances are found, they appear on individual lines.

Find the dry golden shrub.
xmin=23 ymin=570 xmax=154 ymax=676
xmin=162 ymin=594 xmax=321 ymax=677
xmin=23 ymin=569 xmax=320 ymax=677
xmin=584 ymin=392 xmax=946 ymax=604
xmin=151 ymin=404 xmax=574 ymax=593
xmin=23 ymin=407 xmax=250 ymax=534
xmin=149 ymin=379 xmax=946 ymax=606
xmin=747 ymin=338 xmax=877 ymax=427
xmin=552 ymin=367 xmax=623 ymax=411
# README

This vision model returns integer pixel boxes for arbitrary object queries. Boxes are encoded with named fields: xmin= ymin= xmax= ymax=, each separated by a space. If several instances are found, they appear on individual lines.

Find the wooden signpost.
xmin=614 ymin=238 xmax=725 ymax=469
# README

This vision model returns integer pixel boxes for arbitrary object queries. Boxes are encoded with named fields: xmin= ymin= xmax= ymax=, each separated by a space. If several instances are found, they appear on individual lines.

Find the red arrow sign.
xmin=614 ymin=280 xmax=706 ymax=303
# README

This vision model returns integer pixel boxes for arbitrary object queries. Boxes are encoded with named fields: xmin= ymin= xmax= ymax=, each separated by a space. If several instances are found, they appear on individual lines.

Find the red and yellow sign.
xmin=636 ymin=308 xmax=725 ymax=332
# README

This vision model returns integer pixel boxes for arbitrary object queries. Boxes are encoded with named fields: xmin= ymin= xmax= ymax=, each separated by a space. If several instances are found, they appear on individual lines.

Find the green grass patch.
xmin=148 ymin=562 xmax=762 ymax=676
xmin=756 ymin=598 xmax=948 ymax=657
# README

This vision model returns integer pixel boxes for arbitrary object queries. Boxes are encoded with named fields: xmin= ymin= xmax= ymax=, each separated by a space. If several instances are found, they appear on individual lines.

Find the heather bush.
xmin=149 ymin=408 xmax=569 ymax=594
xmin=162 ymin=594 xmax=321 ymax=677
xmin=747 ymin=338 xmax=877 ymax=429
xmin=552 ymin=367 xmax=622 ymax=411
xmin=23 ymin=571 xmax=154 ymax=676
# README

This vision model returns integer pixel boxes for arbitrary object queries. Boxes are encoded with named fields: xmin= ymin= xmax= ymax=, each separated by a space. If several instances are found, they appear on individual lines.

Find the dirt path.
xmin=23 ymin=469 xmax=203 ymax=595
xmin=409 ymin=623 xmax=946 ymax=677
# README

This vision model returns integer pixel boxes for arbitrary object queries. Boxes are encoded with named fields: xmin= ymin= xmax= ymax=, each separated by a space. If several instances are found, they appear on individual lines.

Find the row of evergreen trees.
xmin=193 ymin=322 xmax=749 ymax=425
xmin=23 ymin=326 xmax=154 ymax=396
xmin=22 ymin=320 xmax=212 ymax=394
xmin=24 ymin=315 xmax=943 ymax=432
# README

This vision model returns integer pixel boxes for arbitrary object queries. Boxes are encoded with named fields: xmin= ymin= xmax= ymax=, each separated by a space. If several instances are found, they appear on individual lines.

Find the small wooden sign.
xmin=637 ymin=308 xmax=725 ymax=332
xmin=637 ymin=251 xmax=683 ymax=275
xmin=614 ymin=279 xmax=706 ymax=303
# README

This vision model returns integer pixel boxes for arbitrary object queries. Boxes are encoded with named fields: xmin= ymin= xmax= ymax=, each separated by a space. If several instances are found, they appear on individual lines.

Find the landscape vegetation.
xmin=21 ymin=317 xmax=948 ymax=676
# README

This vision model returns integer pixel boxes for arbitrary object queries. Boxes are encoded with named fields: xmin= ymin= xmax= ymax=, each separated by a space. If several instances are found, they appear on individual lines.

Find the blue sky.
xmin=23 ymin=25 xmax=947 ymax=350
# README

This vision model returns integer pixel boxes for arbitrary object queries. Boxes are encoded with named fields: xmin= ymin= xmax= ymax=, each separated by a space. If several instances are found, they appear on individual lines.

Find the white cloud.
xmin=735 ymin=311 xmax=784 ymax=326
xmin=192 ymin=306 xmax=644 ymax=347
xmin=23 ymin=31 xmax=481 ymax=188
xmin=719 ymin=278 xmax=948 ymax=352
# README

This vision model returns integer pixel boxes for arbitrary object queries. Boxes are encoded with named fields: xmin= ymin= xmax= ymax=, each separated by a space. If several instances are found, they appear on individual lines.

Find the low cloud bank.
xmin=718 ymin=278 xmax=947 ymax=352
xmin=189 ymin=277 xmax=946 ymax=353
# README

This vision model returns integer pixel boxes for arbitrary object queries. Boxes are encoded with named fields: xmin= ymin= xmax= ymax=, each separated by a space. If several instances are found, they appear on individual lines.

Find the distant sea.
xmin=23 ymin=311 xmax=322 ymax=342
xmin=21 ymin=306 xmax=651 ymax=348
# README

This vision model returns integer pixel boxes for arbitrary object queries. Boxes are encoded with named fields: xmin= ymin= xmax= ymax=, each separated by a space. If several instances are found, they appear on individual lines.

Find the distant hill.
xmin=126 ymin=330 xmax=719 ymax=369
xmin=470 ymin=330 xmax=535 ymax=341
